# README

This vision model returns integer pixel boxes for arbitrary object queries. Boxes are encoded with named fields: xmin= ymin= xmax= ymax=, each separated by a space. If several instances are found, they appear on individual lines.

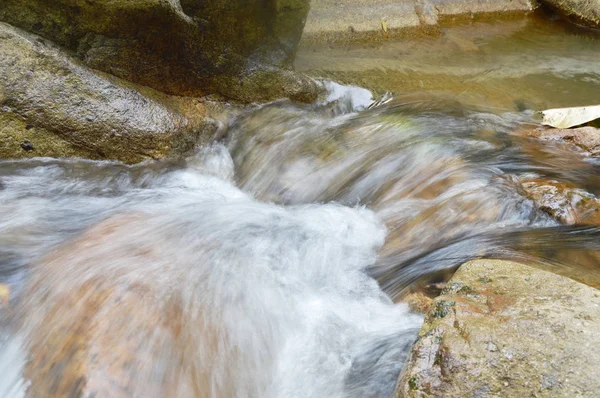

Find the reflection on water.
xmin=1 ymin=15 xmax=600 ymax=398
xmin=297 ymin=13 xmax=600 ymax=110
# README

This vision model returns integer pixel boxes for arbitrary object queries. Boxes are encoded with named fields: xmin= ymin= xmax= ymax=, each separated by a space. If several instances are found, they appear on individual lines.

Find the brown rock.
xmin=520 ymin=177 xmax=600 ymax=225
xmin=541 ymin=0 xmax=600 ymax=28
xmin=396 ymin=259 xmax=600 ymax=398
xmin=519 ymin=126 xmax=600 ymax=157
xmin=19 ymin=215 xmax=257 ymax=397
xmin=404 ymin=292 xmax=434 ymax=313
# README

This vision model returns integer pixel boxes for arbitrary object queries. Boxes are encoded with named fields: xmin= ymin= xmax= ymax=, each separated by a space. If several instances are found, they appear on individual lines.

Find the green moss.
xmin=431 ymin=300 xmax=456 ymax=319
xmin=443 ymin=281 xmax=476 ymax=296
xmin=408 ymin=376 xmax=419 ymax=391
xmin=0 ymin=110 xmax=97 ymax=160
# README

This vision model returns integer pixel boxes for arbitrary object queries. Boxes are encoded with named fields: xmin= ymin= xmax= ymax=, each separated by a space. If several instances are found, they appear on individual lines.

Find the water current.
xmin=1 ymin=14 xmax=600 ymax=398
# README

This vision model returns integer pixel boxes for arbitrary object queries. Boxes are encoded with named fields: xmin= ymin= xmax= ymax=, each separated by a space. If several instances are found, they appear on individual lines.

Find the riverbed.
xmin=1 ymin=14 xmax=600 ymax=398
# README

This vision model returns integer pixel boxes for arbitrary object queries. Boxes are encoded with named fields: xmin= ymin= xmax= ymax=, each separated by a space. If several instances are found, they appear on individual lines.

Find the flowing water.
xmin=1 ymin=14 xmax=600 ymax=398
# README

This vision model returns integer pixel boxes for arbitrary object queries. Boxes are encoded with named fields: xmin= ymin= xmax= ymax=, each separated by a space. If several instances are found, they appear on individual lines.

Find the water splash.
xmin=0 ymin=80 xmax=599 ymax=396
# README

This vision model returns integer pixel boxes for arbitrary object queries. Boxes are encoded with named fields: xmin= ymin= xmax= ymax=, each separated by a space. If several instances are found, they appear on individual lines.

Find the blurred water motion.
xmin=1 ymin=16 xmax=600 ymax=398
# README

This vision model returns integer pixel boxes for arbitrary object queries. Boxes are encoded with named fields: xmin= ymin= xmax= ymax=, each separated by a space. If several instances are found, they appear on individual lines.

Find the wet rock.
xmin=0 ymin=23 xmax=218 ymax=164
xmin=541 ymin=0 xmax=600 ymax=28
xmin=520 ymin=177 xmax=600 ymax=225
xmin=518 ymin=126 xmax=600 ymax=157
xmin=302 ymin=0 xmax=536 ymax=42
xmin=396 ymin=259 xmax=600 ymax=398
xmin=19 ymin=215 xmax=239 ymax=397
xmin=404 ymin=292 xmax=434 ymax=314
xmin=0 ymin=0 xmax=317 ymax=103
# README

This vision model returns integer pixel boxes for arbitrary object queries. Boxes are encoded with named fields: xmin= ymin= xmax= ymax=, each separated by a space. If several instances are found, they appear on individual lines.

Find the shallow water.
xmin=297 ymin=14 xmax=600 ymax=110
xmin=1 ymin=15 xmax=600 ymax=398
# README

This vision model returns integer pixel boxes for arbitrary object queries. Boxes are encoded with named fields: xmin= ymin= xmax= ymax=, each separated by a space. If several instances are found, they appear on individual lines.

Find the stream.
xmin=1 ymin=14 xmax=600 ymax=398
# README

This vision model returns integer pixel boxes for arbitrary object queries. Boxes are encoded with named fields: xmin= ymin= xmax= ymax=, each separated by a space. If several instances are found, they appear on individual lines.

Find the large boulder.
xmin=0 ymin=23 xmax=219 ymax=164
xmin=19 ymin=215 xmax=245 ymax=397
xmin=0 ymin=0 xmax=317 ymax=103
xmin=541 ymin=0 xmax=600 ymax=28
xmin=396 ymin=259 xmax=600 ymax=397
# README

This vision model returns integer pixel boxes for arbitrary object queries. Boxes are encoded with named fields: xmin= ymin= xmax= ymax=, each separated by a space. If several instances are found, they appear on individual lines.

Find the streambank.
xmin=397 ymin=259 xmax=600 ymax=397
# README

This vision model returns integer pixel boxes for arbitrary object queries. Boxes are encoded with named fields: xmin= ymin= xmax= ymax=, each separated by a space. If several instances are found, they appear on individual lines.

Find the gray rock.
xmin=0 ymin=23 xmax=218 ymax=164
xmin=302 ymin=0 xmax=536 ymax=42
xmin=0 ymin=0 xmax=318 ymax=103
xmin=396 ymin=259 xmax=600 ymax=397
xmin=541 ymin=0 xmax=600 ymax=28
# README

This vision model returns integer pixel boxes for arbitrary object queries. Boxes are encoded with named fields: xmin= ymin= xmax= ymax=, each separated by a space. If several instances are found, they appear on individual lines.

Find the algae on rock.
xmin=0 ymin=0 xmax=317 ymax=103
xmin=0 ymin=23 xmax=217 ymax=164
xmin=396 ymin=259 xmax=600 ymax=398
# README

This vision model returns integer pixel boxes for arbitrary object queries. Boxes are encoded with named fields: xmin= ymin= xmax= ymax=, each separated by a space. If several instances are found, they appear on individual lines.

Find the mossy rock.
xmin=396 ymin=259 xmax=600 ymax=398
xmin=0 ymin=0 xmax=317 ymax=103
xmin=0 ymin=23 xmax=217 ymax=164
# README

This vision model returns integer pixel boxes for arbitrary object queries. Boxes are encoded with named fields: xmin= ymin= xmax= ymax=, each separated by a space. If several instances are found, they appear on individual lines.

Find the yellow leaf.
xmin=0 ymin=284 xmax=9 ymax=304
xmin=381 ymin=21 xmax=388 ymax=33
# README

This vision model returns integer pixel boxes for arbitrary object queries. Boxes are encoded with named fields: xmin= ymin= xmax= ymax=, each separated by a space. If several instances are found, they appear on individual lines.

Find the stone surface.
xmin=19 ymin=215 xmax=238 ymax=397
xmin=404 ymin=292 xmax=435 ymax=313
xmin=520 ymin=177 xmax=600 ymax=225
xmin=302 ymin=0 xmax=536 ymax=41
xmin=541 ymin=0 xmax=600 ymax=28
xmin=0 ymin=0 xmax=317 ymax=103
xmin=518 ymin=126 xmax=600 ymax=157
xmin=0 ymin=23 xmax=218 ymax=164
xmin=396 ymin=259 xmax=600 ymax=398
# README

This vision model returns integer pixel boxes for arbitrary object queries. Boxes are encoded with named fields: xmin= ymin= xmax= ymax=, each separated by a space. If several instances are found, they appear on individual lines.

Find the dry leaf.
xmin=0 ymin=284 xmax=9 ymax=304
xmin=542 ymin=105 xmax=600 ymax=129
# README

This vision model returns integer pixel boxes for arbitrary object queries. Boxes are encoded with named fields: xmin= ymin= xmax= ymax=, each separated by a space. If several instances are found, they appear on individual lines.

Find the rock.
xmin=19 ymin=215 xmax=242 ymax=397
xmin=0 ymin=0 xmax=317 ymax=103
xmin=0 ymin=284 xmax=9 ymax=305
xmin=0 ymin=23 xmax=218 ymax=164
xmin=396 ymin=259 xmax=600 ymax=398
xmin=404 ymin=292 xmax=434 ymax=314
xmin=518 ymin=126 xmax=600 ymax=157
xmin=301 ymin=0 xmax=536 ymax=42
xmin=520 ymin=178 xmax=600 ymax=225
xmin=541 ymin=0 xmax=600 ymax=28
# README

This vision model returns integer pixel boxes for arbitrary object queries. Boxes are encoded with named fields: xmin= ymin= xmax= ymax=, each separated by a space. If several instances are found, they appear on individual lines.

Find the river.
xmin=0 ymin=14 xmax=600 ymax=398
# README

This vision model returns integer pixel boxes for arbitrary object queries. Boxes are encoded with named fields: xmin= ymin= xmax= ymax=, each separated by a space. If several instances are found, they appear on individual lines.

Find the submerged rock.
xmin=0 ymin=0 xmax=317 ymax=103
xmin=516 ymin=126 xmax=600 ymax=157
xmin=20 ymin=214 xmax=237 ymax=397
xmin=542 ymin=0 xmax=600 ymax=28
xmin=396 ymin=259 xmax=600 ymax=398
xmin=0 ymin=23 xmax=218 ymax=164
xmin=520 ymin=178 xmax=600 ymax=225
